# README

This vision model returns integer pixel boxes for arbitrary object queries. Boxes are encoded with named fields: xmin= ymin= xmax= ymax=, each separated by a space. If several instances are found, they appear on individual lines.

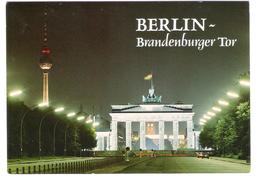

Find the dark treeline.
xmin=199 ymin=73 xmax=250 ymax=160
xmin=7 ymin=100 xmax=96 ymax=159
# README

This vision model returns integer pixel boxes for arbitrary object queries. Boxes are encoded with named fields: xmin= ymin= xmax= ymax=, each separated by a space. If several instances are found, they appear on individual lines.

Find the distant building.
xmin=96 ymin=82 xmax=200 ymax=151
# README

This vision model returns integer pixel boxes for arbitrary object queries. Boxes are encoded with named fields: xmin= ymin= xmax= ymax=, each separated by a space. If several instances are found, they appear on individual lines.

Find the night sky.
xmin=7 ymin=2 xmax=249 ymax=130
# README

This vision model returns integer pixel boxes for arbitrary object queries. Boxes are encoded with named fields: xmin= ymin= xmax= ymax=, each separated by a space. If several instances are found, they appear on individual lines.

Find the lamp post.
xmin=62 ymin=112 xmax=76 ymax=156
xmin=64 ymin=115 xmax=85 ymax=156
xmin=64 ymin=124 xmax=70 ymax=156
xmin=39 ymin=106 xmax=64 ymax=158
xmin=19 ymin=103 xmax=47 ymax=158
xmin=8 ymin=89 xmax=25 ymax=158
xmin=52 ymin=107 xmax=65 ymax=156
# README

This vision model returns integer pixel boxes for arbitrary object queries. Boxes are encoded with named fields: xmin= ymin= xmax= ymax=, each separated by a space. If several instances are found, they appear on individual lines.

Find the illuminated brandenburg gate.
xmin=109 ymin=87 xmax=195 ymax=151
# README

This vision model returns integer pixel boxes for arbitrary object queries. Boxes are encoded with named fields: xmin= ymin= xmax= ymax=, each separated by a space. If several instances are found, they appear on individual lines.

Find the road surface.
xmin=89 ymin=157 xmax=250 ymax=173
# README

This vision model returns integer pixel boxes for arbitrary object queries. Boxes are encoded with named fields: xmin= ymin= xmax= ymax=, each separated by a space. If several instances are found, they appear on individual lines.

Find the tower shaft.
xmin=42 ymin=72 xmax=49 ymax=105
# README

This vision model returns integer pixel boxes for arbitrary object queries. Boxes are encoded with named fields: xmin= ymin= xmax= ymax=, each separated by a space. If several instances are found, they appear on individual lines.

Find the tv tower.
xmin=39 ymin=5 xmax=52 ymax=105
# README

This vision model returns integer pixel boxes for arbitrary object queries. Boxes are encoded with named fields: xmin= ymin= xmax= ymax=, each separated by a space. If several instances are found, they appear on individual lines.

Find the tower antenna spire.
xmin=39 ymin=3 xmax=53 ymax=106
xmin=43 ymin=3 xmax=48 ymax=46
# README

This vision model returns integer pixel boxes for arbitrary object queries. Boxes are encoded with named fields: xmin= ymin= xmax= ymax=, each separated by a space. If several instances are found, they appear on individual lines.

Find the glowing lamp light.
xmin=199 ymin=122 xmax=205 ymax=125
xmin=200 ymin=119 xmax=207 ymax=123
xmin=86 ymin=119 xmax=93 ymax=123
xmin=41 ymin=47 xmax=51 ymax=55
xmin=38 ymin=102 xmax=49 ymax=107
xmin=239 ymin=80 xmax=250 ymax=87
xmin=54 ymin=107 xmax=64 ymax=112
xmin=133 ymin=136 xmax=139 ymax=141
xmin=207 ymin=111 xmax=216 ymax=116
xmin=227 ymin=91 xmax=239 ymax=98
xmin=218 ymin=100 xmax=229 ymax=106
xmin=77 ymin=116 xmax=85 ymax=121
xmin=203 ymin=115 xmax=211 ymax=120
xmin=67 ymin=112 xmax=76 ymax=117
xmin=93 ymin=122 xmax=100 ymax=127
xmin=9 ymin=90 xmax=23 ymax=97
xmin=212 ymin=106 xmax=222 ymax=112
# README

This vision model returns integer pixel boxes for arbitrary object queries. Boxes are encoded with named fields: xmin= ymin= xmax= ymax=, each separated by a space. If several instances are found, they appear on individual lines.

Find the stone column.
xmin=106 ymin=135 xmax=110 ymax=150
xmin=96 ymin=136 xmax=101 ymax=150
xmin=126 ymin=121 xmax=132 ymax=149
xmin=140 ymin=121 xmax=146 ymax=150
xmin=172 ymin=120 xmax=179 ymax=150
xmin=159 ymin=120 xmax=165 ymax=150
xmin=100 ymin=136 xmax=104 ymax=150
xmin=110 ymin=120 xmax=118 ymax=150
xmin=187 ymin=120 xmax=194 ymax=149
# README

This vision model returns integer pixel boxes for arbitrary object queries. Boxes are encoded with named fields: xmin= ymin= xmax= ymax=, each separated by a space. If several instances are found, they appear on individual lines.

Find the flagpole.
xmin=151 ymin=77 xmax=154 ymax=89
xmin=151 ymin=72 xmax=153 ymax=89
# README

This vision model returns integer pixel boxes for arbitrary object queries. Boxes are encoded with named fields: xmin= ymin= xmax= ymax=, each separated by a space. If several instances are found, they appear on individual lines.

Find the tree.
xmin=199 ymin=118 xmax=217 ymax=149
xmin=199 ymin=72 xmax=250 ymax=159
xmin=235 ymin=102 xmax=250 ymax=159
xmin=7 ymin=100 xmax=97 ymax=158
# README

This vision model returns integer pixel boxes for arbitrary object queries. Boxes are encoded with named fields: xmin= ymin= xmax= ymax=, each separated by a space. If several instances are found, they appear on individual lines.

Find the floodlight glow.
xmin=239 ymin=80 xmax=250 ymax=87
xmin=54 ymin=107 xmax=64 ymax=112
xmin=9 ymin=90 xmax=23 ymax=97
xmin=199 ymin=122 xmax=205 ymax=125
xmin=212 ymin=106 xmax=222 ymax=112
xmin=207 ymin=111 xmax=216 ymax=116
xmin=67 ymin=112 xmax=76 ymax=117
xmin=200 ymin=119 xmax=207 ymax=123
xmin=218 ymin=100 xmax=229 ymax=106
xmin=38 ymin=102 xmax=49 ymax=107
xmin=93 ymin=122 xmax=100 ymax=127
xmin=227 ymin=91 xmax=239 ymax=98
xmin=77 ymin=116 xmax=85 ymax=121
xmin=86 ymin=119 xmax=93 ymax=123
xmin=203 ymin=115 xmax=211 ymax=120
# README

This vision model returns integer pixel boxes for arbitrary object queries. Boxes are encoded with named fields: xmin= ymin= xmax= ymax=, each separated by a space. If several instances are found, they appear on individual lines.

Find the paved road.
xmin=90 ymin=157 xmax=250 ymax=173
xmin=120 ymin=157 xmax=250 ymax=173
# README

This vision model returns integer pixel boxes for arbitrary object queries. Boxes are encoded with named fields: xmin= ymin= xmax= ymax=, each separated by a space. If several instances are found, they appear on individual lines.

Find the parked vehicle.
xmin=196 ymin=152 xmax=209 ymax=159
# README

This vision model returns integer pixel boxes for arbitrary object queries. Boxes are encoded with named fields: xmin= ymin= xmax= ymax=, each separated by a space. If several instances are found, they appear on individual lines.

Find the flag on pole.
xmin=144 ymin=73 xmax=152 ymax=80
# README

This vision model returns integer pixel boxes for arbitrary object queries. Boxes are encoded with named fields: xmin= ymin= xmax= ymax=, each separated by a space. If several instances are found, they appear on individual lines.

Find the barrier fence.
xmin=8 ymin=157 xmax=123 ymax=174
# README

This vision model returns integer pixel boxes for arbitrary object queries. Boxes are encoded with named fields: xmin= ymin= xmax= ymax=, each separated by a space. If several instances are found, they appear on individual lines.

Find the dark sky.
xmin=7 ymin=1 xmax=249 ymax=130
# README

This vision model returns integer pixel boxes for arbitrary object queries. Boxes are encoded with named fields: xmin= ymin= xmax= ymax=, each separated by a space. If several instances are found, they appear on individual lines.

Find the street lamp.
xmin=19 ymin=102 xmax=48 ymax=158
xmin=200 ymin=118 xmax=207 ymax=123
xmin=93 ymin=122 xmax=100 ymax=127
xmin=239 ymin=80 xmax=250 ymax=87
xmin=38 ymin=102 xmax=49 ymax=107
xmin=91 ymin=115 xmax=99 ymax=127
xmin=77 ymin=116 xmax=85 ymax=121
xmin=199 ymin=122 xmax=205 ymax=125
xmin=207 ymin=111 xmax=216 ymax=116
xmin=52 ymin=107 xmax=66 ymax=155
xmin=212 ymin=106 xmax=222 ymax=112
xmin=39 ymin=106 xmax=64 ymax=158
xmin=67 ymin=112 xmax=76 ymax=117
xmin=64 ymin=113 xmax=76 ymax=156
xmin=203 ymin=115 xmax=211 ymax=120
xmin=86 ymin=119 xmax=93 ymax=123
xmin=227 ymin=91 xmax=239 ymax=98
xmin=54 ymin=107 xmax=64 ymax=112
xmin=9 ymin=89 xmax=23 ymax=97
xmin=218 ymin=100 xmax=229 ymax=106
xmin=85 ymin=115 xmax=93 ymax=123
